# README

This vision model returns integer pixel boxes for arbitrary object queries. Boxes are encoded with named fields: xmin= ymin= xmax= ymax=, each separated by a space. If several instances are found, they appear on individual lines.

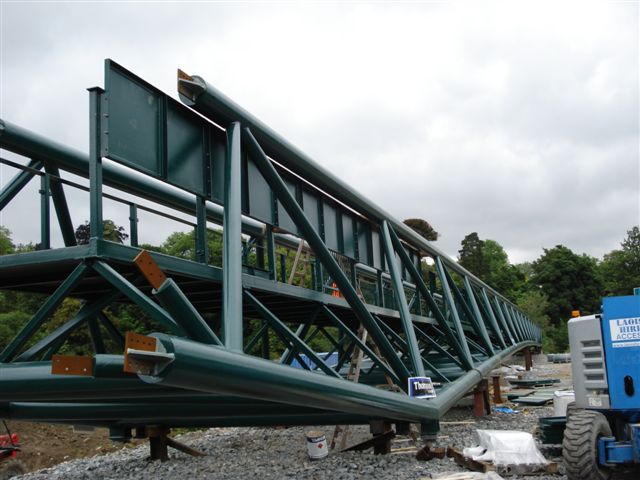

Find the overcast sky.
xmin=0 ymin=1 xmax=638 ymax=264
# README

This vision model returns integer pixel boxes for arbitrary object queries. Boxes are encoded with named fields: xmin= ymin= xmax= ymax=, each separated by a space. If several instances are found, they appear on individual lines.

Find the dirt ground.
xmin=2 ymin=421 xmax=136 ymax=473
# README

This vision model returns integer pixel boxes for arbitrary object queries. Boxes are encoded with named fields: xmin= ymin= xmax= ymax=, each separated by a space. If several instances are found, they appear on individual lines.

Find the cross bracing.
xmin=0 ymin=59 xmax=540 ymax=441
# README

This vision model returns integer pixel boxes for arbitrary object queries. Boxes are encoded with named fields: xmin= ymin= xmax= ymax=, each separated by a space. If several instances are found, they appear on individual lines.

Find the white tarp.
xmin=463 ymin=430 xmax=548 ymax=466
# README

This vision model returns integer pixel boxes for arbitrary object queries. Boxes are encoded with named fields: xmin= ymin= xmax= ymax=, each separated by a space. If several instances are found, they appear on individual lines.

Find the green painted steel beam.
xmin=440 ymin=267 xmax=491 ymax=356
xmin=463 ymin=277 xmax=495 ymax=356
xmin=242 ymin=127 xmax=410 ymax=384
xmin=153 ymin=278 xmax=221 ymax=345
xmin=243 ymin=290 xmax=340 ymax=378
xmin=44 ymin=164 xmax=77 ymax=247
xmin=380 ymin=221 xmax=424 ymax=377
xmin=176 ymin=72 xmax=524 ymax=311
xmin=91 ymin=261 xmax=186 ymax=337
xmin=491 ymin=295 xmax=516 ymax=346
xmin=131 ymin=333 xmax=439 ymax=422
xmin=0 ymin=356 xmax=186 ymax=401
xmin=0 ymin=158 xmax=42 ymax=210
xmin=478 ymin=287 xmax=507 ymax=349
xmin=0 ymin=401 xmax=370 ymax=423
xmin=15 ymin=288 xmax=122 ymax=361
xmin=0 ymin=262 xmax=89 ymax=362
xmin=279 ymin=308 xmax=318 ymax=366
xmin=98 ymin=312 xmax=124 ymax=350
xmin=385 ymin=225 xmax=471 ymax=368
xmin=40 ymin=172 xmax=51 ymax=249
xmin=130 ymin=333 xmax=537 ymax=422
xmin=434 ymin=257 xmax=474 ymax=368
xmin=0 ymin=119 xmax=265 ymax=238
xmin=321 ymin=306 xmax=399 ymax=384
xmin=88 ymin=87 xmax=104 ymax=239
xmin=222 ymin=122 xmax=243 ymax=351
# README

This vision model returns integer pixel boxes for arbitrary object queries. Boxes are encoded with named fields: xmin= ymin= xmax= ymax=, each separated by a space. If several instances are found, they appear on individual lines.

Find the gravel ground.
xmin=15 ymin=407 xmax=566 ymax=480
xmin=13 ymin=358 xmax=638 ymax=479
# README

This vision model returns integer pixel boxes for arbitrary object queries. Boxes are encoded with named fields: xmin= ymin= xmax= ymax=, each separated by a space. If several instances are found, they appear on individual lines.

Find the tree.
xmin=403 ymin=218 xmax=439 ymax=241
xmin=482 ymin=240 xmax=526 ymax=301
xmin=458 ymin=232 xmax=485 ymax=277
xmin=599 ymin=226 xmax=640 ymax=296
xmin=0 ymin=226 xmax=14 ymax=255
xmin=74 ymin=220 xmax=128 ymax=245
xmin=532 ymin=245 xmax=602 ymax=327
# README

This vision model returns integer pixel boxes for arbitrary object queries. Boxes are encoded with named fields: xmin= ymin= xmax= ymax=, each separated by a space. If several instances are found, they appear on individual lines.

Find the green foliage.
xmin=531 ymin=245 xmax=602 ymax=352
xmin=160 ymin=229 xmax=223 ymax=266
xmin=458 ymin=234 xmax=524 ymax=302
xmin=516 ymin=290 xmax=563 ymax=352
xmin=403 ymin=218 xmax=439 ymax=241
xmin=599 ymin=226 xmax=640 ymax=296
xmin=75 ymin=220 xmax=129 ymax=245
xmin=0 ymin=310 xmax=31 ymax=351
xmin=0 ymin=226 xmax=15 ymax=255
xmin=458 ymin=232 xmax=485 ymax=277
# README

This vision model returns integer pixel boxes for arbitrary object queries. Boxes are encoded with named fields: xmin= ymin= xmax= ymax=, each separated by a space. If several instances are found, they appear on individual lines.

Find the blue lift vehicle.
xmin=564 ymin=290 xmax=640 ymax=480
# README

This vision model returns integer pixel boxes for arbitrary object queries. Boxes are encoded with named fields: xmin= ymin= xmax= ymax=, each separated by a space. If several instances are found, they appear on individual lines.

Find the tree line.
xmin=452 ymin=227 xmax=639 ymax=352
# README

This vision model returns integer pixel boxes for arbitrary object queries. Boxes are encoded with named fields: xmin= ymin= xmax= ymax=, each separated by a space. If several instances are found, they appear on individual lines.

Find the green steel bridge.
xmin=0 ymin=60 xmax=540 ymax=452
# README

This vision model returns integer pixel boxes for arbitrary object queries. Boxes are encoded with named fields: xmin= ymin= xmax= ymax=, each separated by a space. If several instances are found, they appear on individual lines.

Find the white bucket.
xmin=306 ymin=430 xmax=328 ymax=460
xmin=553 ymin=390 xmax=575 ymax=416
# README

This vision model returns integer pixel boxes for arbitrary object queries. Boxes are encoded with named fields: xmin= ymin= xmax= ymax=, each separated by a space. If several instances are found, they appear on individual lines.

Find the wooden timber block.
xmin=416 ymin=444 xmax=447 ymax=461
xmin=446 ymin=446 xmax=494 ymax=473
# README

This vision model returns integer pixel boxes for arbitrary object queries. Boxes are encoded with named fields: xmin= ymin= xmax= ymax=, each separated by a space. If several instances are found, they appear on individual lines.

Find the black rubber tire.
xmin=562 ymin=409 xmax=612 ymax=480
xmin=0 ymin=459 xmax=27 ymax=480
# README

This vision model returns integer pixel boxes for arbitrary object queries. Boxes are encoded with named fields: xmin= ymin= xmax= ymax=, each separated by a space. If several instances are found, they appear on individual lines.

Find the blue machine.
xmin=564 ymin=291 xmax=640 ymax=480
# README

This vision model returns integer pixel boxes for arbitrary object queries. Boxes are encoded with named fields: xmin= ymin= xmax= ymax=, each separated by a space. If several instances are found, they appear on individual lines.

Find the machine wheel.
xmin=562 ymin=409 xmax=612 ymax=480
xmin=0 ymin=460 xmax=27 ymax=480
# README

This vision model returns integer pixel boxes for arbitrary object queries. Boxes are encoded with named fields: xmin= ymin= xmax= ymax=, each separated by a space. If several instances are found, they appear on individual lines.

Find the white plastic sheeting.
xmin=433 ymin=473 xmax=505 ymax=480
xmin=463 ymin=430 xmax=548 ymax=466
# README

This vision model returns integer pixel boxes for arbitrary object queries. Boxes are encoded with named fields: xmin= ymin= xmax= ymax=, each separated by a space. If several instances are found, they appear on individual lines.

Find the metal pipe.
xmin=176 ymin=71 xmax=524 ymax=310
xmin=128 ymin=333 xmax=536 ymax=422
xmin=0 ymin=119 xmax=264 ymax=238
xmin=131 ymin=333 xmax=439 ymax=422
xmin=222 ymin=122 xmax=243 ymax=350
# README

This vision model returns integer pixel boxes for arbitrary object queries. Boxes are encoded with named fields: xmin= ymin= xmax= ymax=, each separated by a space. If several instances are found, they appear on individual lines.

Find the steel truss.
xmin=0 ymin=59 xmax=540 ymax=443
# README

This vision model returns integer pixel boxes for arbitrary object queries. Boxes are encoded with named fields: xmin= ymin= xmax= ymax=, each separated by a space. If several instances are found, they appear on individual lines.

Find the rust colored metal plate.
xmin=133 ymin=250 xmax=166 ymax=289
xmin=51 ymin=355 xmax=94 ymax=376
xmin=124 ymin=331 xmax=157 ymax=374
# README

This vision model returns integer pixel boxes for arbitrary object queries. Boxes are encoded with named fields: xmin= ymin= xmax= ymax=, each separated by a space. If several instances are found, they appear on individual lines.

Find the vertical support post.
xmin=369 ymin=420 xmax=393 ymax=455
xmin=473 ymin=379 xmax=491 ymax=417
xmin=129 ymin=204 xmax=138 ymax=247
xmin=40 ymin=172 xmax=51 ymax=249
xmin=377 ymin=270 xmax=384 ymax=307
xmin=524 ymin=347 xmax=533 ymax=371
xmin=380 ymin=220 xmax=424 ymax=377
xmin=222 ymin=122 xmax=243 ymax=351
xmin=492 ymin=375 xmax=503 ymax=404
xmin=266 ymin=224 xmax=276 ymax=280
xmin=195 ymin=197 xmax=208 ymax=263
xmin=88 ymin=87 xmax=104 ymax=239
xmin=148 ymin=426 xmax=170 ymax=462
